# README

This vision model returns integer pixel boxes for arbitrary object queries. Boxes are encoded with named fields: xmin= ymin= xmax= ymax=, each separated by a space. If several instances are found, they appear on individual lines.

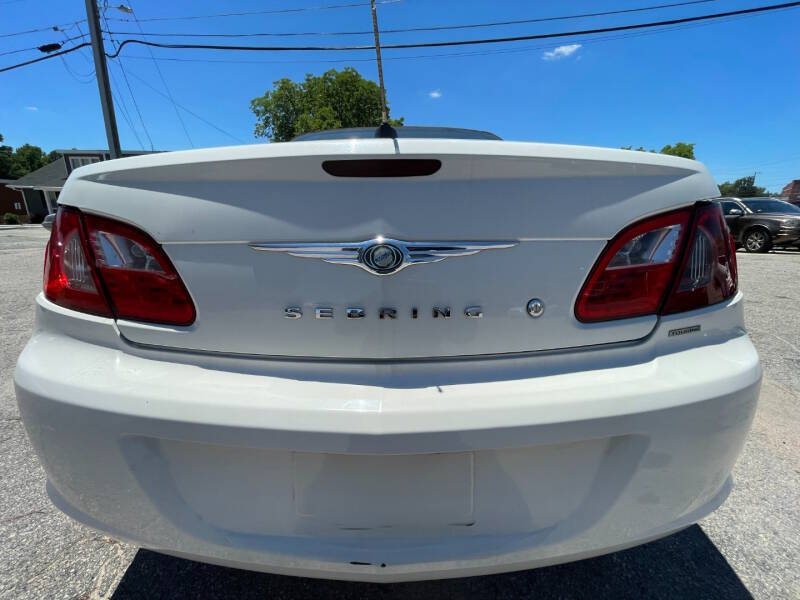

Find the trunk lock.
xmin=527 ymin=298 xmax=545 ymax=318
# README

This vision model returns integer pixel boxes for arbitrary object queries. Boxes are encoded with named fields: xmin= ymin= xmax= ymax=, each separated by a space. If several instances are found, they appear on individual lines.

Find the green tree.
xmin=0 ymin=134 xmax=14 ymax=179
xmin=251 ymin=68 xmax=404 ymax=141
xmin=718 ymin=175 xmax=768 ymax=198
xmin=11 ymin=144 xmax=48 ymax=177
xmin=659 ymin=142 xmax=695 ymax=159
xmin=621 ymin=142 xmax=696 ymax=160
xmin=0 ymin=133 xmax=62 ymax=179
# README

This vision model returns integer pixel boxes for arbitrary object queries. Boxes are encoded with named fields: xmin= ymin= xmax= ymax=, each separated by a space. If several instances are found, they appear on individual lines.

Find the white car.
xmin=15 ymin=127 xmax=760 ymax=582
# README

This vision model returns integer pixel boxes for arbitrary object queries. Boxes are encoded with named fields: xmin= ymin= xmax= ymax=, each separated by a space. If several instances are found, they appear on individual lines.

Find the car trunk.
xmin=63 ymin=139 xmax=717 ymax=359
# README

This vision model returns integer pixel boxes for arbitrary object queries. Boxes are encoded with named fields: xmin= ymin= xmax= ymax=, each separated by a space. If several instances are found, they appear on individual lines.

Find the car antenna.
xmin=370 ymin=0 xmax=397 ymax=139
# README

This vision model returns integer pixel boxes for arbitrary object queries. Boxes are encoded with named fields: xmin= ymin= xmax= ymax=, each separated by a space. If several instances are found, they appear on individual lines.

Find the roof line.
xmin=52 ymin=148 xmax=160 ymax=154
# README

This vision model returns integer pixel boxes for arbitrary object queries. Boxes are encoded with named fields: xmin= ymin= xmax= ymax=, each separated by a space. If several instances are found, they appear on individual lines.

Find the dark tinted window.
xmin=742 ymin=200 xmax=800 ymax=214
xmin=720 ymin=201 xmax=744 ymax=215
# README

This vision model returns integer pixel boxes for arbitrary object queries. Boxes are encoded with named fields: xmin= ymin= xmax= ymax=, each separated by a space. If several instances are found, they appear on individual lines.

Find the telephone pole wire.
xmin=85 ymin=0 xmax=121 ymax=158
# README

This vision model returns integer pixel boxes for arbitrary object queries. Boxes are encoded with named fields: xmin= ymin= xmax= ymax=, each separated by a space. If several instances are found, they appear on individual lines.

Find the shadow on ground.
xmin=110 ymin=525 xmax=752 ymax=599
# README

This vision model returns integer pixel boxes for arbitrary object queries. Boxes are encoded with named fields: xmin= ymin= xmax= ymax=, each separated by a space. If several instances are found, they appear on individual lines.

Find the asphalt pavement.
xmin=0 ymin=227 xmax=798 ymax=599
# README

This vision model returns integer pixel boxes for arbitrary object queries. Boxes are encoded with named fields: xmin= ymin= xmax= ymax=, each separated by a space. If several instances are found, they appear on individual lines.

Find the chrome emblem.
xmin=362 ymin=243 xmax=404 ymax=274
xmin=250 ymin=237 xmax=517 ymax=276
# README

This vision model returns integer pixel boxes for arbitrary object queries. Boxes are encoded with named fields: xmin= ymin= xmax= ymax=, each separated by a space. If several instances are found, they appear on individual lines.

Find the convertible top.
xmin=293 ymin=126 xmax=502 ymax=141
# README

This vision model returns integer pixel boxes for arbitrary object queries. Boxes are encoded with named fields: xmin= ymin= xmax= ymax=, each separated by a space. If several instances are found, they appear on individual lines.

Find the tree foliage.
xmin=0 ymin=134 xmax=13 ymax=180
xmin=717 ymin=176 xmax=768 ymax=198
xmin=250 ymin=68 xmax=404 ymax=141
xmin=621 ymin=145 xmax=654 ymax=153
xmin=658 ymin=142 xmax=695 ymax=159
xmin=0 ymin=133 xmax=62 ymax=179
xmin=11 ymin=144 xmax=48 ymax=177
xmin=621 ymin=141 xmax=696 ymax=160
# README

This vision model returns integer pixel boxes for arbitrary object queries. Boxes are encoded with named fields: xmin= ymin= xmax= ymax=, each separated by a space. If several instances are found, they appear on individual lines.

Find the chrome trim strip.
xmin=160 ymin=238 xmax=605 ymax=245
xmin=118 ymin=326 xmax=658 ymax=366
xmin=249 ymin=237 xmax=517 ymax=275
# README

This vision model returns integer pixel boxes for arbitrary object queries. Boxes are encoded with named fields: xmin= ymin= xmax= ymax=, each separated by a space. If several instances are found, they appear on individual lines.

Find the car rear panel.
xmin=60 ymin=139 xmax=718 ymax=358
xmin=18 ymin=137 xmax=759 ymax=580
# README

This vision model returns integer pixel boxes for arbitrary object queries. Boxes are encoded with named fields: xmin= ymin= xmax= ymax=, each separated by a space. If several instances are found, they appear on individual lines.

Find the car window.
xmin=720 ymin=201 xmax=744 ymax=215
xmin=742 ymin=200 xmax=800 ymax=214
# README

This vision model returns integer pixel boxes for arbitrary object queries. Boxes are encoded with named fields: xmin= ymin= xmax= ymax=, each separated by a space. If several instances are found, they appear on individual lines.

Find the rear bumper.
xmin=15 ymin=296 xmax=761 ymax=582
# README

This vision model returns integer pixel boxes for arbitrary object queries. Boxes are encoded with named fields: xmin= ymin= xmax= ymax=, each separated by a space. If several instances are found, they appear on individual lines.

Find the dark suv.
xmin=717 ymin=197 xmax=800 ymax=252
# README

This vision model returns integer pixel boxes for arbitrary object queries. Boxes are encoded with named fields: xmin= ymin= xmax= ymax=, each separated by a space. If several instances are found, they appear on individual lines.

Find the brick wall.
xmin=0 ymin=183 xmax=27 ymax=217
xmin=781 ymin=180 xmax=800 ymax=205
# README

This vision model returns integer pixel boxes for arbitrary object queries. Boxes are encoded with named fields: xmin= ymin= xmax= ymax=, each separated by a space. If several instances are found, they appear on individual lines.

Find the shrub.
xmin=3 ymin=212 xmax=20 ymax=225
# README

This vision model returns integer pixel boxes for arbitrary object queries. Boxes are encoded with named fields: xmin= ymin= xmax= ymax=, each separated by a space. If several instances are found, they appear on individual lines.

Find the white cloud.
xmin=542 ymin=44 xmax=582 ymax=61
xmin=24 ymin=106 xmax=39 ymax=111
xmin=428 ymin=89 xmax=442 ymax=99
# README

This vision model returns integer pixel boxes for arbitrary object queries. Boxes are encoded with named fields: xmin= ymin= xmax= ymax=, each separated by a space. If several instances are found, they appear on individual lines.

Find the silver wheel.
xmin=744 ymin=229 xmax=770 ymax=253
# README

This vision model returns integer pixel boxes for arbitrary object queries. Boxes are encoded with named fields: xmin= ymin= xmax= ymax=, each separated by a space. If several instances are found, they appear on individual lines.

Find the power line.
xmin=103 ymin=0 xmax=401 ymax=23
xmin=0 ymin=33 xmax=85 ymax=57
xmin=712 ymin=155 xmax=800 ymax=174
xmin=101 ymin=8 xmax=153 ymax=151
xmin=98 ymin=9 xmax=144 ymax=149
xmin=100 ymin=17 xmax=146 ymax=151
xmin=58 ymin=49 xmax=95 ymax=83
xmin=100 ymin=6 xmax=154 ymax=150
xmin=5 ymin=1 xmax=800 ymax=73
xmin=55 ymin=24 xmax=95 ymax=83
xmin=109 ymin=64 xmax=146 ymax=149
xmin=70 ymin=21 xmax=96 ymax=75
xmin=103 ymin=1 xmax=800 ymax=57
xmin=114 ymin=14 xmax=760 ymax=67
xmin=111 ymin=74 xmax=145 ymax=147
xmin=10 ymin=0 xmax=717 ymax=63
xmin=111 ymin=58 xmax=154 ymax=149
xmin=0 ymin=45 xmax=38 ymax=57
xmin=123 ymin=1 xmax=194 ymax=148
xmin=104 ymin=0 xmax=722 ymax=39
xmin=0 ymin=41 xmax=90 ymax=72
xmin=58 ymin=54 xmax=93 ymax=82
xmin=121 ymin=67 xmax=246 ymax=144
xmin=0 ymin=21 xmax=87 ymax=39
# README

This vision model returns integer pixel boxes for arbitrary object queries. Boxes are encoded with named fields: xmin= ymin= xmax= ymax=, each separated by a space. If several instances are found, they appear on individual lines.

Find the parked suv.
xmin=717 ymin=197 xmax=800 ymax=252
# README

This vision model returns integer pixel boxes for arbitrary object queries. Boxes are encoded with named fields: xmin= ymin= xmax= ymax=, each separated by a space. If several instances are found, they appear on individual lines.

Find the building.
xmin=8 ymin=159 xmax=67 ymax=221
xmin=0 ymin=179 xmax=27 ymax=220
xmin=781 ymin=180 xmax=800 ymax=206
xmin=7 ymin=149 xmax=155 ymax=222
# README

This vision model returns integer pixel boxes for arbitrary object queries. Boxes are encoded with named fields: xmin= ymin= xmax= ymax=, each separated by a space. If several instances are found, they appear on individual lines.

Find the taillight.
xmin=575 ymin=209 xmax=691 ymax=322
xmin=44 ymin=207 xmax=196 ymax=325
xmin=44 ymin=208 xmax=112 ymax=317
xmin=661 ymin=203 xmax=737 ymax=315
xmin=575 ymin=202 xmax=737 ymax=322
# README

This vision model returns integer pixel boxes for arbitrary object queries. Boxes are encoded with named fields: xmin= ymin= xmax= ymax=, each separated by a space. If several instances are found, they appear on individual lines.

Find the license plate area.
xmin=293 ymin=452 xmax=474 ymax=529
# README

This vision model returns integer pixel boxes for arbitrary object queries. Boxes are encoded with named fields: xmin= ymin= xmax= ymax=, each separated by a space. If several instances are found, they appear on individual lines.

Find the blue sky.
xmin=1 ymin=0 xmax=798 ymax=191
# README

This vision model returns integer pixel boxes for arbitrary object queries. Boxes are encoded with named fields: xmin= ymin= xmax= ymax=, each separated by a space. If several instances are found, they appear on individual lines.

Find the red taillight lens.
xmin=575 ymin=209 xmax=691 ymax=322
xmin=661 ymin=203 xmax=737 ymax=315
xmin=44 ymin=208 xmax=112 ymax=317
xmin=83 ymin=214 xmax=196 ymax=325
xmin=44 ymin=207 xmax=196 ymax=325
xmin=575 ymin=202 xmax=737 ymax=322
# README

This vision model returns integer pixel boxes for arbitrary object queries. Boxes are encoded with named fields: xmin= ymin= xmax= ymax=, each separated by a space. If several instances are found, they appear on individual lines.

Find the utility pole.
xmin=370 ymin=0 xmax=388 ymax=124
xmin=370 ymin=0 xmax=395 ymax=138
xmin=85 ymin=0 xmax=121 ymax=158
